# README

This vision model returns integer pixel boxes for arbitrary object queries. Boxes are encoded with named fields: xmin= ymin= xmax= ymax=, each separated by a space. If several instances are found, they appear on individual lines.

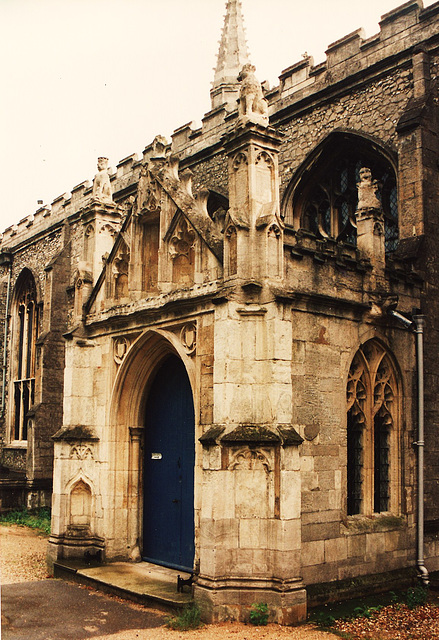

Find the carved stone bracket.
xmin=52 ymin=425 xmax=99 ymax=442
xmin=199 ymin=425 xmax=225 ymax=446
xmin=199 ymin=424 xmax=304 ymax=448
xmin=221 ymin=425 xmax=281 ymax=445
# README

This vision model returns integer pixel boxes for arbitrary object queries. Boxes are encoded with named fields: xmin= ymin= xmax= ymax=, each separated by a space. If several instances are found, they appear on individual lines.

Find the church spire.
xmin=211 ymin=0 xmax=251 ymax=110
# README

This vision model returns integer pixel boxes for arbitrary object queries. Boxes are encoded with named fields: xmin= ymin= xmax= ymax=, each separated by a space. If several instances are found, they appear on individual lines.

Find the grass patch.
xmin=166 ymin=603 xmax=202 ymax=631
xmin=0 ymin=508 xmax=51 ymax=535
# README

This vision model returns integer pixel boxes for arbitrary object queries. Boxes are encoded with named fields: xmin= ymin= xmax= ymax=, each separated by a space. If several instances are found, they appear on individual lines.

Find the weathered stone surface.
xmin=1 ymin=0 xmax=438 ymax=626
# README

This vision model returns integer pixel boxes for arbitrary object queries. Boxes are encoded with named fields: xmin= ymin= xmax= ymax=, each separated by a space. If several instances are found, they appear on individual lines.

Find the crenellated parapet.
xmin=1 ymin=154 xmax=141 ymax=250
xmin=168 ymin=0 xmax=439 ymax=161
xmin=268 ymin=0 xmax=439 ymax=118
xmin=2 ymin=0 xmax=438 ymax=258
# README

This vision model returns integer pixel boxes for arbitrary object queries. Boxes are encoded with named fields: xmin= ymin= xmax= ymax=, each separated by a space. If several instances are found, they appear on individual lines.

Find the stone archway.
xmin=108 ymin=329 xmax=196 ymax=562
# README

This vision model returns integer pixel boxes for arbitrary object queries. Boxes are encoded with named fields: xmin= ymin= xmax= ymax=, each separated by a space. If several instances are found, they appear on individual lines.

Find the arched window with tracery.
xmin=284 ymin=134 xmax=399 ymax=254
xmin=10 ymin=270 xmax=39 ymax=442
xmin=346 ymin=340 xmax=400 ymax=516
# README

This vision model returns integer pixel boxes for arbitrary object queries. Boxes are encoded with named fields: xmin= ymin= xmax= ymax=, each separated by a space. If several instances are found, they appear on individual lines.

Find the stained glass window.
xmin=288 ymin=137 xmax=398 ymax=253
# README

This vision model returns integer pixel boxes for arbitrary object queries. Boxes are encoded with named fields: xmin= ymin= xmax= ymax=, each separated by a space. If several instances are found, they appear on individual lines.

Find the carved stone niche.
xmin=221 ymin=426 xmax=281 ymax=519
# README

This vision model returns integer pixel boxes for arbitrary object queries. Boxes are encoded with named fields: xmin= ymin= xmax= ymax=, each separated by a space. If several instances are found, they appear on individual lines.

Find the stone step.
xmin=53 ymin=560 xmax=193 ymax=613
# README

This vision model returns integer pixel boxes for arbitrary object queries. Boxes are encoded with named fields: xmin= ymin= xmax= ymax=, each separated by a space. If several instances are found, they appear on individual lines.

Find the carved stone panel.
xmin=232 ymin=152 xmax=249 ymax=209
xmin=255 ymin=151 xmax=274 ymax=203
xmin=180 ymin=322 xmax=197 ymax=355
xmin=169 ymin=218 xmax=196 ymax=285
xmin=113 ymin=336 xmax=129 ymax=365
xmin=69 ymin=444 xmax=94 ymax=460
xmin=229 ymin=447 xmax=274 ymax=519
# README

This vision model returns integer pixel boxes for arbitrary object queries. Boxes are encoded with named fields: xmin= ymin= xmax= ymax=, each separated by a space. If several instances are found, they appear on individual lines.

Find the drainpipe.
xmin=1 ymin=255 xmax=12 ymax=417
xmin=412 ymin=315 xmax=429 ymax=586
xmin=387 ymin=309 xmax=429 ymax=585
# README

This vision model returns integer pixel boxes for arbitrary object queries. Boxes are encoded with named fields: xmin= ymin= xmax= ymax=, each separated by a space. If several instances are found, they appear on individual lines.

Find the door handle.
xmin=172 ymin=499 xmax=179 ymax=503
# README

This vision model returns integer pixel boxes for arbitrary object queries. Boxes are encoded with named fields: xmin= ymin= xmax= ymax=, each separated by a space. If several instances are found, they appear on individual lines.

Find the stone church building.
xmin=1 ymin=0 xmax=439 ymax=624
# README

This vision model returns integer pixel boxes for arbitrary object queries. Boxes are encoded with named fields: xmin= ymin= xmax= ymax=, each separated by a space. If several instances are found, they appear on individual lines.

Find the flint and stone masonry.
xmin=1 ymin=0 xmax=439 ymax=624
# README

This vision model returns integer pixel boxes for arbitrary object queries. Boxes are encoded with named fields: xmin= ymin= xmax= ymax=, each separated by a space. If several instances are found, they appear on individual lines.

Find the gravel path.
xmin=0 ymin=524 xmax=50 ymax=584
xmin=0 ymin=523 xmax=338 ymax=639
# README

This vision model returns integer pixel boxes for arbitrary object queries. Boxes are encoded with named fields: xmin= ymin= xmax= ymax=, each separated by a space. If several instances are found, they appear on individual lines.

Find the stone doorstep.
xmin=53 ymin=560 xmax=193 ymax=612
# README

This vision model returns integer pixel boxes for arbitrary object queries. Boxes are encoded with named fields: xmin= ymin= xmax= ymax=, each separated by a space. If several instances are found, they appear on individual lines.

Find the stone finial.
xmin=237 ymin=64 xmax=269 ymax=127
xmin=92 ymin=157 xmax=113 ymax=204
xmin=211 ymin=0 xmax=251 ymax=109
xmin=356 ymin=167 xmax=381 ymax=211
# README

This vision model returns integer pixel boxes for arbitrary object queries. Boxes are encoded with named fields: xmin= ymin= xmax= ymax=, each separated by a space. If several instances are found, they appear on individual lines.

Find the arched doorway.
xmin=142 ymin=354 xmax=195 ymax=571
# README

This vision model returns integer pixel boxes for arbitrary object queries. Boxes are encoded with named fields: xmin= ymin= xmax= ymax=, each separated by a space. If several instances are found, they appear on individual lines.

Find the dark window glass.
xmin=293 ymin=140 xmax=398 ymax=253
xmin=11 ymin=273 xmax=38 ymax=442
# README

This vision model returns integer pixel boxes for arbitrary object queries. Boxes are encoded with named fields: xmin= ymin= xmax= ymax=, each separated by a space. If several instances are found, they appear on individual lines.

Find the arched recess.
xmin=207 ymin=190 xmax=228 ymax=229
xmin=8 ymin=268 xmax=40 ymax=443
xmin=281 ymin=130 xmax=399 ymax=253
xmin=345 ymin=338 xmax=403 ymax=517
xmin=108 ymin=329 xmax=197 ymax=563
xmin=69 ymin=479 xmax=93 ymax=529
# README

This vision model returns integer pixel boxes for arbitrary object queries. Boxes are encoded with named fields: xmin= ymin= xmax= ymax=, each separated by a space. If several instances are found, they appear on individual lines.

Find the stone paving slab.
xmin=54 ymin=560 xmax=193 ymax=609
xmin=77 ymin=561 xmax=193 ymax=604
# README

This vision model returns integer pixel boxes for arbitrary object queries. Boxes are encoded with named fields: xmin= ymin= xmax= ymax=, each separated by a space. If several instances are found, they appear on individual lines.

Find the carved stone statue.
xmin=356 ymin=167 xmax=381 ymax=211
xmin=237 ymin=63 xmax=269 ymax=127
xmin=151 ymin=135 xmax=168 ymax=158
xmin=92 ymin=157 xmax=113 ymax=203
xmin=136 ymin=164 xmax=160 ymax=215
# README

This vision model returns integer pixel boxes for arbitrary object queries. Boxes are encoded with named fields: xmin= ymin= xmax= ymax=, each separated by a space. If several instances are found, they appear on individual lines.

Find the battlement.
xmin=0 ymin=156 xmax=142 ymax=249
xmin=268 ymin=0 xmax=438 ymax=115
xmin=170 ymin=0 xmax=439 ymax=154
xmin=2 ymin=0 xmax=438 ymax=250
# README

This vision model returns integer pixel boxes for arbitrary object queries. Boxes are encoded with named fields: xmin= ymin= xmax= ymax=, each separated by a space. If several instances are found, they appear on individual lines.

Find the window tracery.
xmin=10 ymin=270 xmax=39 ymax=442
xmin=346 ymin=341 xmax=399 ymax=516
xmin=287 ymin=138 xmax=398 ymax=253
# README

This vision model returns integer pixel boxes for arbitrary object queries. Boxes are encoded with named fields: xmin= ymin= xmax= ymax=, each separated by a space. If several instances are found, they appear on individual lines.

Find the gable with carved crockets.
xmin=84 ymin=153 xmax=225 ymax=316
xmin=149 ymin=156 xmax=223 ymax=262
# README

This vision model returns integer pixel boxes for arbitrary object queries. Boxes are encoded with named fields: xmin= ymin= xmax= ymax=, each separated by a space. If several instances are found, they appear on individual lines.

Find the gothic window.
xmin=10 ymin=270 xmax=39 ymax=442
xmin=286 ymin=135 xmax=398 ymax=253
xmin=346 ymin=341 xmax=399 ymax=516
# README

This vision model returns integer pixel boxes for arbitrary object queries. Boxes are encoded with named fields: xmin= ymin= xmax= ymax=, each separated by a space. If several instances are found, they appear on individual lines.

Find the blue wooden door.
xmin=143 ymin=355 xmax=195 ymax=571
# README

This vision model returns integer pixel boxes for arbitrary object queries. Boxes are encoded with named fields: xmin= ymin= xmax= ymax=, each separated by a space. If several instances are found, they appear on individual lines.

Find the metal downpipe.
xmin=413 ymin=315 xmax=429 ymax=586
xmin=387 ymin=309 xmax=429 ymax=585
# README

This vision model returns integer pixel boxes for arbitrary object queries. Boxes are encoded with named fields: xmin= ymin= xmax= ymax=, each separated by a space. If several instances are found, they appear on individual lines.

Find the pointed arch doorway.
xmin=142 ymin=354 xmax=195 ymax=572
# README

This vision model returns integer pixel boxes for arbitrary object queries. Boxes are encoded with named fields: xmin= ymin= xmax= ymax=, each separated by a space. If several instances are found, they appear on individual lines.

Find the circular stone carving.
xmin=180 ymin=322 xmax=197 ymax=354
xmin=114 ymin=336 xmax=129 ymax=364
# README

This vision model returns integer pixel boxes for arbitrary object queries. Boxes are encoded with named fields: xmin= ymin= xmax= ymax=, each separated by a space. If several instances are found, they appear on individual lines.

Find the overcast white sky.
xmin=1 ymin=0 xmax=435 ymax=232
